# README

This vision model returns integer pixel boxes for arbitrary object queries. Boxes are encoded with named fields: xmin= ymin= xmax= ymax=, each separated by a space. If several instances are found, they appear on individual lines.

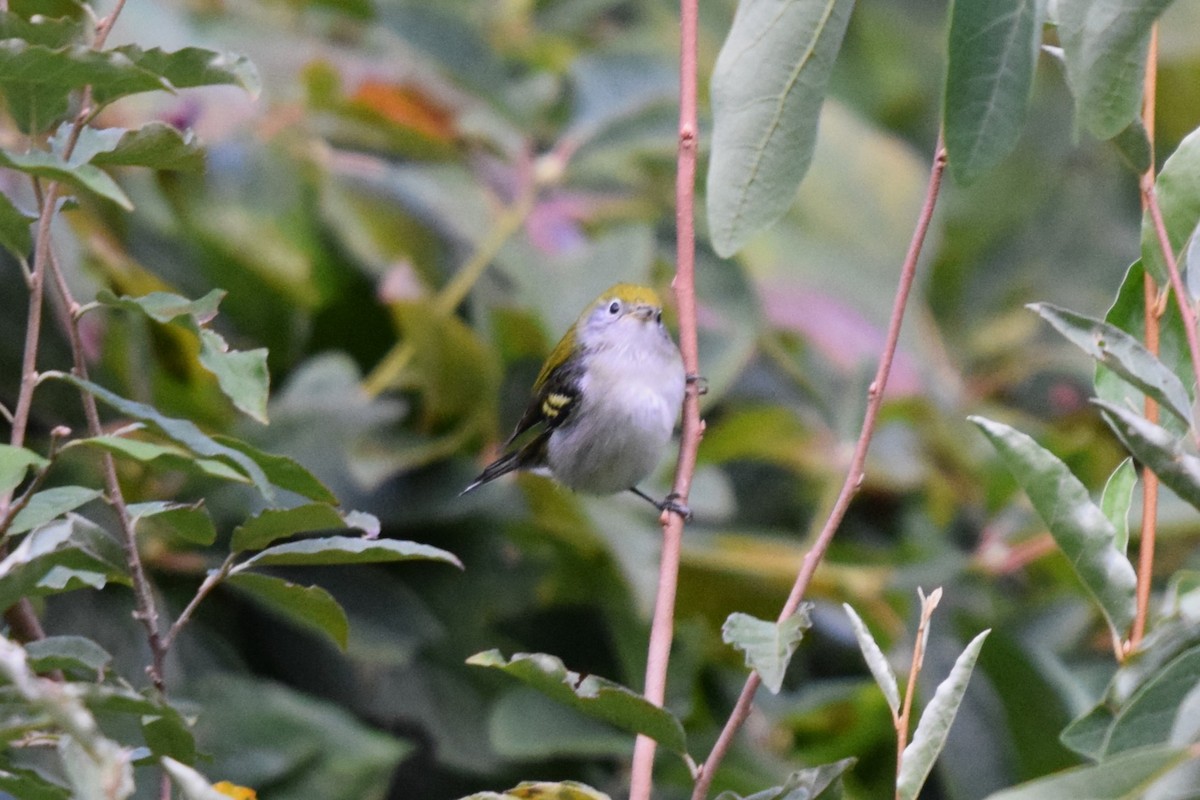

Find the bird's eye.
xmin=608 ymin=301 xmax=621 ymax=315
xmin=655 ymin=309 xmax=663 ymax=324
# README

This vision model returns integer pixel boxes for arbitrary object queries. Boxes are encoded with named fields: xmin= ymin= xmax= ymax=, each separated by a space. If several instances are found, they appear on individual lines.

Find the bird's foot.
xmin=655 ymin=491 xmax=692 ymax=521
xmin=686 ymin=373 xmax=709 ymax=395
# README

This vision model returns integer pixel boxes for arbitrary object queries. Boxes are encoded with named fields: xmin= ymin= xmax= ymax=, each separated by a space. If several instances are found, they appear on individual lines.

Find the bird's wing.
xmin=506 ymin=353 xmax=584 ymax=446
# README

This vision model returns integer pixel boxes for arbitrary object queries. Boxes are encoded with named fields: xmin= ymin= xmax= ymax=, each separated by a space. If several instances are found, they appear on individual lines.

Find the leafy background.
xmin=3 ymin=0 xmax=1200 ymax=798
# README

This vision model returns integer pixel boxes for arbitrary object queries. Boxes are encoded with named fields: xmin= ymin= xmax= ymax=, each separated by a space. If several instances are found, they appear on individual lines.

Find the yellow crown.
xmin=598 ymin=283 xmax=663 ymax=308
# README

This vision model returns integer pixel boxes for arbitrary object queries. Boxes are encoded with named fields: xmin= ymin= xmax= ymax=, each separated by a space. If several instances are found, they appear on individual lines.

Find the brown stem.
xmin=164 ymin=554 xmax=237 ymax=649
xmin=691 ymin=133 xmax=948 ymax=800
xmin=894 ymin=588 xmax=942 ymax=799
xmin=1131 ymin=26 xmax=1161 ymax=653
xmin=628 ymin=0 xmax=702 ymax=795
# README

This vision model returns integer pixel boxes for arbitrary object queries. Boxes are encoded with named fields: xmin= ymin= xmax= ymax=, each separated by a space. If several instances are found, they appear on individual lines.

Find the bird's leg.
xmin=629 ymin=487 xmax=692 ymax=521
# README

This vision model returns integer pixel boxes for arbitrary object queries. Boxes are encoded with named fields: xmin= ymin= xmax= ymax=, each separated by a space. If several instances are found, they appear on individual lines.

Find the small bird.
xmin=462 ymin=283 xmax=689 ymax=516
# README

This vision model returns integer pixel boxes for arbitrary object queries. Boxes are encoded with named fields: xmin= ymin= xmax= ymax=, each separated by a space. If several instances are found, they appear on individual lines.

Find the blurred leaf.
xmin=1096 ymin=400 xmax=1200 ymax=513
xmin=191 ymin=674 xmax=409 ymax=799
xmin=162 ymin=758 xmax=231 ymax=800
xmin=1057 ymin=0 xmax=1172 ymax=140
xmin=715 ymin=758 xmax=856 ymax=800
xmin=87 ymin=122 xmax=204 ymax=171
xmin=983 ymin=745 xmax=1190 ymax=800
xmin=234 ymin=536 xmax=462 ymax=570
xmin=0 ymin=191 xmax=35 ymax=261
xmin=1186 ymin=221 xmax=1200 ymax=302
xmin=97 ymin=45 xmax=261 ymax=103
xmin=1061 ymin=704 xmax=1117 ymax=760
xmin=226 ymin=571 xmax=349 ymax=649
xmin=564 ymin=53 xmax=676 ymax=148
xmin=348 ymin=79 xmax=458 ymax=143
xmin=843 ymin=603 xmax=901 ymax=716
xmin=466 ymin=650 xmax=688 ymax=755
xmin=0 ymin=10 xmax=86 ymax=47
xmin=55 ymin=375 xmax=275 ymax=501
xmin=1101 ymin=458 xmax=1137 ymax=556
xmin=7 ymin=486 xmax=101 ymax=535
xmin=944 ymin=0 xmax=1042 ymax=185
xmin=230 ymin=503 xmax=346 ymax=553
xmin=1110 ymin=119 xmax=1153 ymax=173
xmin=0 ymin=147 xmax=131 ymax=208
xmin=0 ymin=444 xmax=47 ymax=497
xmin=96 ymin=289 xmax=224 ymax=325
xmin=24 ymin=635 xmax=111 ymax=678
xmin=721 ymin=606 xmax=813 ymax=694
xmin=0 ymin=515 xmax=127 ymax=611
xmin=211 ymin=435 xmax=337 ymax=504
xmin=487 ymin=687 xmax=633 ymax=760
xmin=1030 ymin=302 xmax=1192 ymax=424
xmin=1103 ymin=645 xmax=1200 ymax=755
xmin=128 ymin=501 xmax=216 ymax=546
xmin=0 ymin=767 xmax=70 ymax=800
xmin=706 ymin=0 xmax=855 ymax=256
xmin=142 ymin=708 xmax=196 ymax=763
xmin=971 ymin=417 xmax=1137 ymax=637
xmin=1142 ymin=127 xmax=1200 ymax=284
xmin=69 ymin=434 xmax=248 ymax=484
xmin=896 ymin=630 xmax=990 ymax=800
xmin=59 ymin=734 xmax=132 ymax=800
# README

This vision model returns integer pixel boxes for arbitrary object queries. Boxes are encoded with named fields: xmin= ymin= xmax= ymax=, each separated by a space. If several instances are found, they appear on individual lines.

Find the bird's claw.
xmin=686 ymin=374 xmax=709 ymax=395
xmin=656 ymin=492 xmax=693 ymax=521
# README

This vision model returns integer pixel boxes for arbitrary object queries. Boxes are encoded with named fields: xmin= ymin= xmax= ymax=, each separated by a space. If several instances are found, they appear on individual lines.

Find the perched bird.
xmin=462 ymin=283 xmax=689 ymax=516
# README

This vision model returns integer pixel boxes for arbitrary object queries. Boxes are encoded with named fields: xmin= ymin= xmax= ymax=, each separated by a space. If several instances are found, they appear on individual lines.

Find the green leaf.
xmin=69 ymin=435 xmax=248 ymax=484
xmin=843 ymin=603 xmax=900 ymax=715
xmin=141 ymin=708 xmax=196 ymax=763
xmin=896 ymin=630 xmax=990 ymax=800
xmin=1143 ymin=127 xmax=1200 ymax=284
xmin=0 ymin=515 xmax=128 ymax=611
xmin=0 ymin=147 xmax=132 ymax=208
xmin=943 ymin=0 xmax=1043 ymax=185
xmin=1101 ymin=458 xmax=1137 ymax=556
xmin=127 ymin=501 xmax=216 ymax=546
xmin=162 ymin=757 xmax=229 ymax=800
xmin=1110 ymin=118 xmax=1153 ymax=174
xmin=1103 ymin=645 xmax=1200 ymax=756
xmin=706 ymin=0 xmax=856 ymax=257
xmin=24 ymin=635 xmax=111 ymax=678
xmin=721 ymin=606 xmax=812 ymax=694
xmin=234 ymin=536 xmax=462 ymax=570
xmin=0 ymin=10 xmax=87 ymax=47
xmin=6 ymin=486 xmax=101 ymax=535
xmin=96 ymin=289 xmax=224 ymax=324
xmin=1095 ymin=400 xmax=1200 ymax=512
xmin=54 ymin=375 xmax=275 ymax=501
xmin=231 ymin=503 xmax=347 ymax=552
xmin=466 ymin=650 xmax=688 ymax=755
xmin=0 ymin=766 xmax=70 ymax=800
xmin=1061 ymin=704 xmax=1117 ymax=760
xmin=1030 ymin=302 xmax=1193 ymax=424
xmin=104 ymin=45 xmax=262 ymax=103
xmin=0 ymin=444 xmax=48 ymax=496
xmin=211 ymin=435 xmax=337 ymax=503
xmin=971 ymin=417 xmax=1137 ymax=636
xmin=88 ymin=123 xmax=205 ymax=171
xmin=225 ymin=572 xmax=350 ymax=649
xmin=1057 ymin=0 xmax=1173 ymax=140
xmin=715 ymin=758 xmax=856 ymax=800
xmin=983 ymin=745 xmax=1190 ymax=800
xmin=0 ymin=190 xmax=35 ymax=261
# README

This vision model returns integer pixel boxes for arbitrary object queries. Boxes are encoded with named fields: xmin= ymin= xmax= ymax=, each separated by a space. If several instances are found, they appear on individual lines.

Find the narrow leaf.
xmin=96 ymin=289 xmax=224 ymax=325
xmin=722 ymin=607 xmax=812 ymax=694
xmin=1101 ymin=458 xmax=1137 ymax=556
xmin=843 ymin=604 xmax=900 ymax=715
xmin=971 ymin=417 xmax=1137 ymax=636
xmin=69 ymin=435 xmax=248 ymax=484
xmin=1057 ymin=0 xmax=1174 ymax=140
xmin=0 ymin=147 xmax=132 ymax=209
xmin=466 ymin=650 xmax=688 ymax=755
xmin=1096 ymin=400 xmax=1200 ymax=512
xmin=226 ymin=571 xmax=349 ymax=649
xmin=715 ymin=758 xmax=856 ymax=800
xmin=983 ymin=744 xmax=1189 ymax=800
xmin=234 ymin=536 xmax=462 ymax=570
xmin=211 ymin=435 xmax=337 ymax=503
xmin=896 ymin=629 xmax=991 ymax=800
xmin=0 ymin=191 xmax=35 ymax=261
xmin=230 ymin=503 xmax=346 ymax=553
xmin=1142 ymin=126 xmax=1200 ymax=284
xmin=1030 ymin=302 xmax=1193 ymax=424
xmin=706 ymin=0 xmax=856 ymax=257
xmin=0 ymin=444 xmax=48 ymax=496
xmin=944 ymin=0 xmax=1043 ymax=185
xmin=7 ymin=486 xmax=100 ymax=535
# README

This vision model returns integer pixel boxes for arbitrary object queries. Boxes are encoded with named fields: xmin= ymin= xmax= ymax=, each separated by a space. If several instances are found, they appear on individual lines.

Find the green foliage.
xmin=721 ymin=607 xmax=813 ymax=694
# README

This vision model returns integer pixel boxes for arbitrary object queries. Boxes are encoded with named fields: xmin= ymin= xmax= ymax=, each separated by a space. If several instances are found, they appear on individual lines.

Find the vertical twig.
xmin=628 ymin=0 xmax=702 ymax=796
xmin=690 ymin=133 xmax=948 ymax=800
xmin=1131 ymin=26 xmax=1161 ymax=652
xmin=894 ymin=588 xmax=942 ymax=799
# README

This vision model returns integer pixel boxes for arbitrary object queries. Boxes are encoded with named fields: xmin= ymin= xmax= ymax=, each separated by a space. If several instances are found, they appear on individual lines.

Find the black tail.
xmin=460 ymin=451 xmax=524 ymax=496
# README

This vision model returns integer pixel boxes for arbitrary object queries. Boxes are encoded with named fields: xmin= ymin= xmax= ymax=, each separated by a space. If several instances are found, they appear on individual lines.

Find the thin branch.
xmin=163 ymin=554 xmax=237 ymax=649
xmin=691 ymin=133 xmax=948 ymax=800
xmin=628 ymin=0 xmax=701 ymax=796
xmin=894 ymin=588 xmax=941 ymax=799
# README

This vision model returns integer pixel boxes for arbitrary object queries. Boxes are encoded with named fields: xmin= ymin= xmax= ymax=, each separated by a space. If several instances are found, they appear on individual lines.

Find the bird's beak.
xmin=630 ymin=304 xmax=657 ymax=321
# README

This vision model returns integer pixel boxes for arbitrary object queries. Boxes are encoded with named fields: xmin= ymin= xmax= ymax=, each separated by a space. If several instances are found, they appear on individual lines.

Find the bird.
xmin=461 ymin=283 xmax=689 ymax=517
